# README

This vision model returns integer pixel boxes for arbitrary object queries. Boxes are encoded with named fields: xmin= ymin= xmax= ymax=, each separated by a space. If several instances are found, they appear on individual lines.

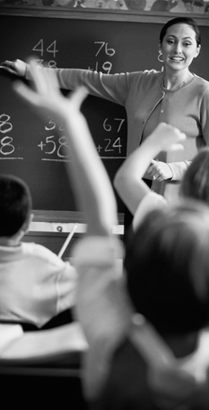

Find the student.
xmin=1 ymin=17 xmax=209 ymax=203
xmin=14 ymin=59 xmax=209 ymax=410
xmin=114 ymin=123 xmax=209 ymax=230
xmin=95 ymin=201 xmax=209 ymax=410
xmin=0 ymin=173 xmax=77 ymax=329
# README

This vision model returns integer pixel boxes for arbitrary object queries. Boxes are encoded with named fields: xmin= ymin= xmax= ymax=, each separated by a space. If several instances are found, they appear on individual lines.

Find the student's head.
xmin=180 ymin=147 xmax=209 ymax=204
xmin=124 ymin=200 xmax=209 ymax=336
xmin=0 ymin=174 xmax=32 ymax=238
xmin=158 ymin=17 xmax=201 ymax=72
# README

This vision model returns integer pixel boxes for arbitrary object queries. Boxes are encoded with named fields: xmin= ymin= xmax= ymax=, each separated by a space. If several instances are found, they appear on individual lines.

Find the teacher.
xmin=2 ymin=16 xmax=209 ymax=202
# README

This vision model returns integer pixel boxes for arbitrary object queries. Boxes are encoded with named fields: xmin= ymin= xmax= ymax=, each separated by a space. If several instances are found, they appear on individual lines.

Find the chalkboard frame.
xmin=0 ymin=5 xmax=209 ymax=26
xmin=32 ymin=209 xmax=124 ymax=225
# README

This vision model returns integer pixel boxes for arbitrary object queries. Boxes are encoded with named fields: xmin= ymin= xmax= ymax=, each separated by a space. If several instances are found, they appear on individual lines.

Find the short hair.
xmin=180 ymin=148 xmax=209 ymax=204
xmin=124 ymin=200 xmax=209 ymax=335
xmin=159 ymin=17 xmax=201 ymax=47
xmin=0 ymin=174 xmax=32 ymax=237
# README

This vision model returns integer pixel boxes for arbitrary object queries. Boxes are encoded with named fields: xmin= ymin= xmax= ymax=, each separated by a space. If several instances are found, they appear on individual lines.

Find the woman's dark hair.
xmin=0 ymin=174 xmax=32 ymax=237
xmin=124 ymin=200 xmax=209 ymax=335
xmin=159 ymin=17 xmax=201 ymax=47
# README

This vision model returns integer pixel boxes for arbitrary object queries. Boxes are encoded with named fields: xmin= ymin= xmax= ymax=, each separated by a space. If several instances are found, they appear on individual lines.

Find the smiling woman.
xmin=1 ymin=17 xmax=209 ymax=208
xmin=159 ymin=18 xmax=201 ymax=90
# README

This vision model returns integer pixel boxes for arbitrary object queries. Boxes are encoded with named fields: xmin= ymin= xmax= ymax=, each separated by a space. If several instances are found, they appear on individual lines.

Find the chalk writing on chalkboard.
xmin=0 ymin=112 xmax=126 ymax=162
xmin=0 ymin=36 xmax=126 ymax=163
xmin=88 ymin=41 xmax=115 ymax=73
xmin=0 ymin=114 xmax=23 ymax=160
xmin=32 ymin=40 xmax=58 ymax=69
xmin=31 ymin=39 xmax=116 ymax=74
xmin=0 ymin=15 xmax=135 ymax=214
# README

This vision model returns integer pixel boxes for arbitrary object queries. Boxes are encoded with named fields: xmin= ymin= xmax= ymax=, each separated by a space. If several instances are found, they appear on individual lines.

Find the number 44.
xmin=32 ymin=40 xmax=58 ymax=58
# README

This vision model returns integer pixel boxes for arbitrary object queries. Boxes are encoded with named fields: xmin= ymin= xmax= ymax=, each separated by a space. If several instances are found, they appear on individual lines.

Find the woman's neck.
xmin=163 ymin=70 xmax=194 ymax=91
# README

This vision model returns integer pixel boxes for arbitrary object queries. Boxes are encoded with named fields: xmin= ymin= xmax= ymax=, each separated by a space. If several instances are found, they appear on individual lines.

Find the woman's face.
xmin=160 ymin=23 xmax=200 ymax=73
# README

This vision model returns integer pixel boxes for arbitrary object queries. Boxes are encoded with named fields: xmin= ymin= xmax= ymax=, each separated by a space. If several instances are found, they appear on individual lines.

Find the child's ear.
xmin=21 ymin=213 xmax=34 ymax=236
xmin=26 ymin=213 xmax=34 ymax=232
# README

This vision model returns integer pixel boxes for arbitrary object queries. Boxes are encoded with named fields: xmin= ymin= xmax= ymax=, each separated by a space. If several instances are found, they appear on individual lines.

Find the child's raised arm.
xmin=114 ymin=122 xmax=186 ymax=215
xmin=13 ymin=58 xmax=117 ymax=237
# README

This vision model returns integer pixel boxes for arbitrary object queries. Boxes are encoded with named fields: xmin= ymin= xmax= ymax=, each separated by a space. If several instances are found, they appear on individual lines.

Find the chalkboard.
xmin=0 ymin=13 xmax=209 ymax=219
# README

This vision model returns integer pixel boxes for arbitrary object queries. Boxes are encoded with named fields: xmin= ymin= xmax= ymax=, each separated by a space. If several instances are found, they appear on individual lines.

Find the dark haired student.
xmin=0 ymin=174 xmax=76 ymax=329
xmin=1 ymin=17 xmax=209 ymax=203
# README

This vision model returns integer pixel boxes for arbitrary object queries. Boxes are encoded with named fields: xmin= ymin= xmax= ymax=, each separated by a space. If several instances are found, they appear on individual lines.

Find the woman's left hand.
xmin=146 ymin=159 xmax=173 ymax=181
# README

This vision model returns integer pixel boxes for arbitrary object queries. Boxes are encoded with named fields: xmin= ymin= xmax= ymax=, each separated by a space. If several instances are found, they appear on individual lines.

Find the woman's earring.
xmin=158 ymin=51 xmax=164 ymax=63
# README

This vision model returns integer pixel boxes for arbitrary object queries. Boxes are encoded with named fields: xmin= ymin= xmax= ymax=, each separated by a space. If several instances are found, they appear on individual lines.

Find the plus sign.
xmin=37 ymin=141 xmax=46 ymax=151
xmin=97 ymin=145 xmax=103 ymax=153
xmin=87 ymin=62 xmax=98 ymax=72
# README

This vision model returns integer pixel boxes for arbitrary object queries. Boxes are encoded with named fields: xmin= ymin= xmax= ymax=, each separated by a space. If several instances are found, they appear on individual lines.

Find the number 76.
xmin=94 ymin=42 xmax=115 ymax=57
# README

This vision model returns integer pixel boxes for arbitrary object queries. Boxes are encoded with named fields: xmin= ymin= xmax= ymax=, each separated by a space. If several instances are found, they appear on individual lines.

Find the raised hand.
xmin=13 ymin=58 xmax=88 ymax=129
xmin=146 ymin=122 xmax=186 ymax=153
xmin=13 ymin=57 xmax=117 ymax=235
